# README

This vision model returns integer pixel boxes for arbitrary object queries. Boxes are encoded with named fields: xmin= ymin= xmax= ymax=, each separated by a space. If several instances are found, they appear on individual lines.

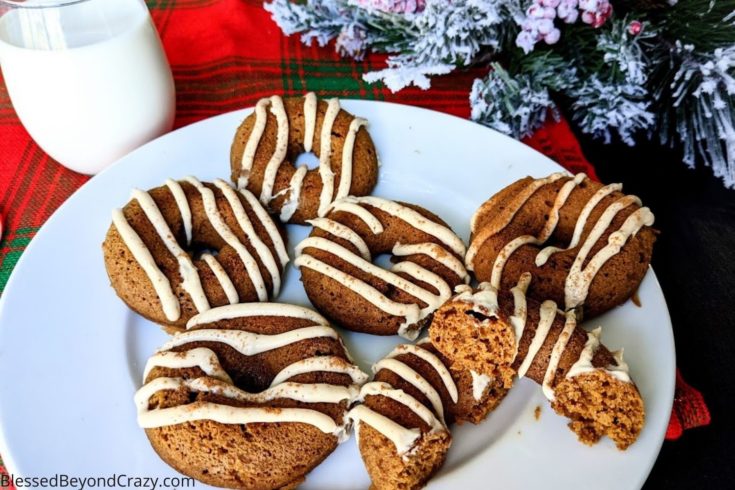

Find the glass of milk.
xmin=0 ymin=0 xmax=175 ymax=174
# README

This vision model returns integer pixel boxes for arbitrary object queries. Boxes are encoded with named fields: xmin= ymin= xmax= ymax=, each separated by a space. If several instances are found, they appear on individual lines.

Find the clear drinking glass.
xmin=0 ymin=0 xmax=175 ymax=174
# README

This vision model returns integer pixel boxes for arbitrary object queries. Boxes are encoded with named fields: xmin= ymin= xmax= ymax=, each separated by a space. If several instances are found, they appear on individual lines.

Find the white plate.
xmin=0 ymin=101 xmax=675 ymax=489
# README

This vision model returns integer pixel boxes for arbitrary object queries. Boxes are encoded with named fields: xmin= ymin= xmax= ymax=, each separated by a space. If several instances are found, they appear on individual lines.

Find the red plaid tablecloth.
xmin=0 ymin=0 xmax=708 ymax=479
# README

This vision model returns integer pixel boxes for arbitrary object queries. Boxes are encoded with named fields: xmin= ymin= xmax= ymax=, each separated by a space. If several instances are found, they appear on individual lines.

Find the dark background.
xmin=573 ymin=134 xmax=735 ymax=488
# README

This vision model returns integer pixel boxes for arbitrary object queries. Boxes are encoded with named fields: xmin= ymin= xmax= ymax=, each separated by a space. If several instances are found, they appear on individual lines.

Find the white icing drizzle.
xmin=131 ymin=188 xmax=210 ymax=314
xmin=162 ymin=326 xmax=339 ymax=357
xmin=293 ymin=254 xmax=422 ymax=339
xmin=326 ymin=199 xmax=384 ymax=234
xmin=303 ymin=92 xmax=317 ymax=152
xmin=142 ymin=347 xmax=232 ymax=384
xmin=307 ymin=217 xmax=371 ymax=260
xmin=453 ymin=281 xmax=500 ymax=317
xmin=184 ymin=176 xmax=268 ymax=301
xmin=336 ymin=117 xmax=368 ymax=200
xmin=317 ymin=98 xmax=342 ymax=217
xmin=465 ymin=172 xmax=566 ymax=269
xmin=390 ymin=261 xmax=452 ymax=303
xmin=386 ymin=344 xmax=458 ymax=403
xmin=566 ymin=327 xmax=631 ymax=383
xmin=540 ymin=311 xmax=577 ymax=400
xmin=112 ymin=209 xmax=180 ymax=321
xmin=187 ymin=302 xmax=328 ymax=329
xmin=470 ymin=370 xmax=493 ymax=401
xmin=490 ymin=235 xmax=538 ymax=289
xmin=535 ymin=183 xmax=623 ymax=266
xmin=373 ymin=358 xmax=445 ymax=422
xmin=348 ymin=405 xmax=421 ymax=456
xmin=214 ymin=179 xmax=282 ymax=297
xmin=238 ymin=98 xmax=270 ymax=189
xmin=392 ymin=242 xmax=469 ymax=283
xmin=165 ymin=179 xmax=192 ymax=245
xmin=516 ymin=300 xmax=557 ymax=378
xmin=269 ymin=356 xmax=369 ymax=387
xmin=346 ymin=196 xmax=466 ymax=256
xmin=509 ymin=273 xmax=532 ymax=357
xmin=259 ymin=95 xmax=290 ymax=206
xmin=565 ymin=206 xmax=655 ymax=309
xmin=280 ymin=164 xmax=308 ymax=222
xmin=237 ymin=187 xmax=289 ymax=267
xmin=358 ymin=382 xmax=445 ymax=432
xmin=201 ymin=253 xmax=239 ymax=305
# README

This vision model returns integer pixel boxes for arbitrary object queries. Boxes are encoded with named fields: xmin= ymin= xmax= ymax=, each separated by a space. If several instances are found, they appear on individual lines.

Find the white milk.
xmin=0 ymin=0 xmax=175 ymax=174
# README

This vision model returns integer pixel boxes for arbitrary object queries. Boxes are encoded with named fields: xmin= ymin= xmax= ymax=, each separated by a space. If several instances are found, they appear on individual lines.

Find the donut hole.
xmin=373 ymin=253 xmax=394 ymax=271
xmin=294 ymin=151 xmax=320 ymax=170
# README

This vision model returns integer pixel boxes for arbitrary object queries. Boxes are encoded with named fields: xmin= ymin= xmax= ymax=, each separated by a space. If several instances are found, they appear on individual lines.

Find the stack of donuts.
xmin=103 ymin=93 xmax=657 ymax=490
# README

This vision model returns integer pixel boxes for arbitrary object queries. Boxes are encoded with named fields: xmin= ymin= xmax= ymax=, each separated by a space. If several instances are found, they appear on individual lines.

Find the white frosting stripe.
xmin=535 ymin=182 xmax=623 ymax=266
xmin=131 ymin=189 xmax=209 ymax=314
xmin=387 ymin=345 xmax=459 ymax=403
xmin=165 ymin=179 xmax=192 ymax=245
xmin=359 ymin=381 xmax=444 ymax=432
xmin=327 ymin=200 xmax=384 ymax=234
xmin=237 ymin=188 xmax=290 ymax=267
xmin=392 ymin=242 xmax=469 ymax=283
xmin=259 ymin=95 xmax=290 ymax=205
xmin=373 ymin=358 xmax=445 ymax=422
xmin=490 ymin=235 xmax=538 ymax=289
xmin=303 ymin=92 xmax=317 ymax=152
xmin=348 ymin=405 xmax=421 ymax=455
xmin=214 ymin=179 xmax=282 ymax=297
xmin=142 ymin=348 xmax=232 ymax=384
xmin=390 ymin=262 xmax=452 ymax=306
xmin=347 ymin=196 xmax=466 ymax=256
xmin=516 ymin=300 xmax=558 ymax=378
xmin=453 ymin=281 xmax=499 ymax=317
xmin=541 ymin=312 xmax=577 ymax=400
xmin=566 ymin=327 xmax=632 ymax=383
xmin=294 ymin=254 xmax=421 ymax=340
xmin=307 ymin=217 xmax=371 ymax=260
xmin=270 ymin=356 xmax=369 ymax=387
xmin=162 ymin=326 xmax=339 ymax=357
xmin=470 ymin=370 xmax=493 ymax=401
xmin=187 ymin=302 xmax=329 ymax=329
xmin=112 ymin=209 xmax=180 ymax=321
xmin=509 ymin=273 xmax=532 ymax=357
xmin=184 ymin=176 xmax=268 ymax=301
xmin=280 ymin=165 xmax=308 ymax=222
xmin=564 ymin=195 xmax=642 ymax=310
xmin=336 ymin=117 xmax=368 ymax=200
xmin=317 ymin=98 xmax=342 ymax=217
xmin=296 ymin=237 xmax=442 ymax=311
xmin=201 ymin=253 xmax=239 ymax=305
xmin=238 ymin=98 xmax=270 ymax=189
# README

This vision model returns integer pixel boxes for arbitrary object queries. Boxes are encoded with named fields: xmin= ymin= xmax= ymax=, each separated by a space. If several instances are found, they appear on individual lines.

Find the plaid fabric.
xmin=0 ymin=0 xmax=706 ymax=474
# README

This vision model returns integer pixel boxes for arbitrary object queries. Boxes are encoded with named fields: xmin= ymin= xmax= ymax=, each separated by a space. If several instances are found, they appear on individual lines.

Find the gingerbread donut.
xmin=135 ymin=303 xmax=368 ymax=489
xmin=294 ymin=196 xmax=469 ymax=339
xmin=349 ymin=340 xmax=508 ymax=490
xmin=429 ymin=279 xmax=645 ymax=450
xmin=466 ymin=172 xmax=656 ymax=319
xmin=103 ymin=177 xmax=289 ymax=332
xmin=230 ymin=93 xmax=379 ymax=224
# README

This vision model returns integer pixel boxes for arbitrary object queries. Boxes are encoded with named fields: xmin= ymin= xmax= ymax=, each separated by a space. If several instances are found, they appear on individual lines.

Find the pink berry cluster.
xmin=516 ymin=0 xmax=613 ymax=54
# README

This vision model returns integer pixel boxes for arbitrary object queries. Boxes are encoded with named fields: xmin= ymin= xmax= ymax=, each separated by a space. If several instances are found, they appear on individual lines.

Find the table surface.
xmin=575 ymin=134 xmax=735 ymax=489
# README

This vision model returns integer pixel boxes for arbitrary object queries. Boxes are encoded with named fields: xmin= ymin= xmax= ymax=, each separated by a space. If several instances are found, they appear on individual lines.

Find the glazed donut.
xmin=294 ymin=196 xmax=469 ymax=339
xmin=466 ymin=172 xmax=656 ymax=319
xmin=135 ymin=303 xmax=368 ymax=489
xmin=348 ymin=339 xmax=507 ymax=490
xmin=429 ymin=278 xmax=645 ymax=450
xmin=230 ymin=93 xmax=379 ymax=224
xmin=103 ymin=177 xmax=289 ymax=332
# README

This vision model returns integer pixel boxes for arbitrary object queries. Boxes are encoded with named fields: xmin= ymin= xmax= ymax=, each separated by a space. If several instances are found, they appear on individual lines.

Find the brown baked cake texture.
xmin=134 ymin=303 xmax=368 ymax=489
xmin=349 ymin=340 xmax=509 ymax=490
xmin=429 ymin=280 xmax=645 ymax=451
xmin=295 ymin=195 xmax=469 ymax=339
xmin=103 ymin=177 xmax=289 ymax=333
xmin=230 ymin=93 xmax=379 ymax=224
xmin=466 ymin=172 xmax=656 ymax=320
